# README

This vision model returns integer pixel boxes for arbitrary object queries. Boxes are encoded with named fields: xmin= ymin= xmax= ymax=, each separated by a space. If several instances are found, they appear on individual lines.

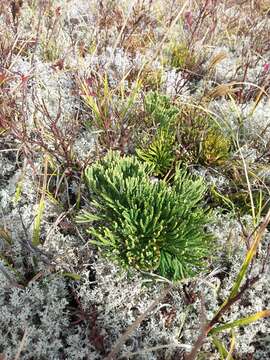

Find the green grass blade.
xmin=212 ymin=336 xmax=229 ymax=359
xmin=220 ymin=209 xmax=270 ymax=309
xmin=210 ymin=310 xmax=270 ymax=335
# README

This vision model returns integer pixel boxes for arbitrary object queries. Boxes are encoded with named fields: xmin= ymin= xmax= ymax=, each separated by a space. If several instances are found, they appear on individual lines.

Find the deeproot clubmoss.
xmin=77 ymin=151 xmax=213 ymax=281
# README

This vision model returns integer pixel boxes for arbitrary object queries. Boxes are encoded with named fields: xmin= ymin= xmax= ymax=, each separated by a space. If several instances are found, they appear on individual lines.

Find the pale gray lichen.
xmin=0 ymin=273 xmax=92 ymax=360
xmin=74 ymin=258 xmax=193 ymax=358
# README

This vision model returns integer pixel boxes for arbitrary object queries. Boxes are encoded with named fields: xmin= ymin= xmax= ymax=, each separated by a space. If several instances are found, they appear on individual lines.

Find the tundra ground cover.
xmin=1 ymin=1 xmax=270 ymax=359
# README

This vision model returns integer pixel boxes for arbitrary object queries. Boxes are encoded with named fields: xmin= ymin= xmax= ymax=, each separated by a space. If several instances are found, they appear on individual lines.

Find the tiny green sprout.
xmin=77 ymin=151 xmax=213 ymax=281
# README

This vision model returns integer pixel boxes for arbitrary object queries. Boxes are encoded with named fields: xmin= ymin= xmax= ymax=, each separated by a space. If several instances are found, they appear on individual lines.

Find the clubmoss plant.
xmin=77 ymin=151 xmax=213 ymax=281
xmin=175 ymin=105 xmax=232 ymax=166
xmin=144 ymin=91 xmax=179 ymax=127
xmin=136 ymin=128 xmax=175 ymax=176
xmin=200 ymin=127 xmax=231 ymax=166
xmin=136 ymin=91 xmax=179 ymax=175
xmin=140 ymin=93 xmax=231 ymax=171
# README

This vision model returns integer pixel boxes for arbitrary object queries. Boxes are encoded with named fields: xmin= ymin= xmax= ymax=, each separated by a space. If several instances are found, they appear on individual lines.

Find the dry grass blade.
xmin=207 ymin=83 xmax=238 ymax=99
xmin=208 ymin=52 xmax=228 ymax=71
xmin=251 ymin=86 xmax=269 ymax=114
xmin=0 ymin=226 xmax=12 ymax=245
xmin=136 ymin=0 xmax=190 ymax=78
xmin=110 ymin=0 xmax=138 ymax=60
